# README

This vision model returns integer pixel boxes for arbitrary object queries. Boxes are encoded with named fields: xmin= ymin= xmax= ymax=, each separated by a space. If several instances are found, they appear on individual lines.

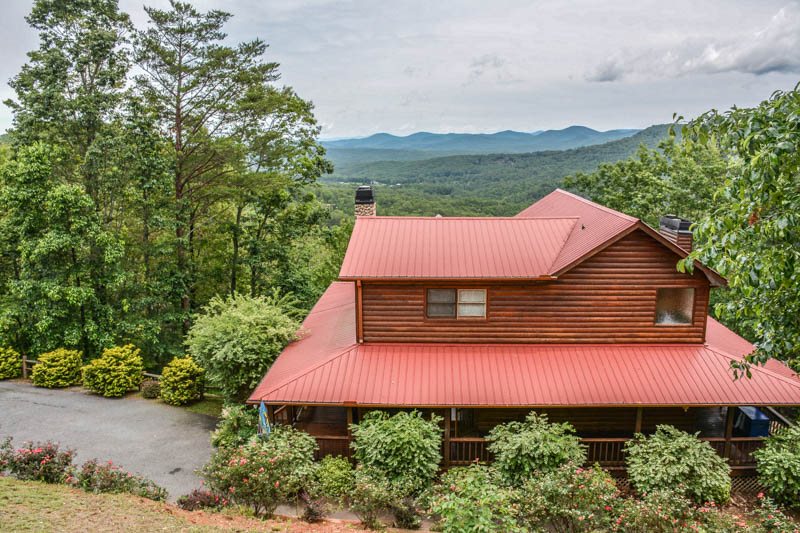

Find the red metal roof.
xmin=339 ymin=216 xmax=578 ymax=279
xmin=248 ymin=282 xmax=800 ymax=407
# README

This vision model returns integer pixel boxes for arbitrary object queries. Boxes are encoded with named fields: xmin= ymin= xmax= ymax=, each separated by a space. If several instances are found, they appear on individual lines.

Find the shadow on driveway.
xmin=0 ymin=380 xmax=217 ymax=501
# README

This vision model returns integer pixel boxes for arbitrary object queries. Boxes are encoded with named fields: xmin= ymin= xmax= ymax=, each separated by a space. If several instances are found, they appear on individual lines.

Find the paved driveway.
xmin=0 ymin=380 xmax=216 ymax=501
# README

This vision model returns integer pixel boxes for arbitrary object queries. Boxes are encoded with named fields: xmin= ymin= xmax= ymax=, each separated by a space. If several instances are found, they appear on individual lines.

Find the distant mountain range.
xmin=322 ymin=126 xmax=640 ymax=159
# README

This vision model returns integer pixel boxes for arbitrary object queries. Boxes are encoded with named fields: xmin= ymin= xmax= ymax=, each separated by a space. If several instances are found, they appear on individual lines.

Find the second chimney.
xmin=659 ymin=215 xmax=693 ymax=252
xmin=355 ymin=185 xmax=376 ymax=216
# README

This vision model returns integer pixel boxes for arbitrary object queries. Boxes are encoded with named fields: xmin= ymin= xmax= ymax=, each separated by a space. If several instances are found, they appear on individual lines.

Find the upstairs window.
xmin=426 ymin=289 xmax=487 ymax=319
xmin=655 ymin=288 xmax=694 ymax=325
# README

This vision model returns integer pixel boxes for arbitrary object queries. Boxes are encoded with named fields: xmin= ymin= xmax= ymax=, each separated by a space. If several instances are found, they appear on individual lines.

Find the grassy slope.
xmin=0 ymin=477 xmax=363 ymax=532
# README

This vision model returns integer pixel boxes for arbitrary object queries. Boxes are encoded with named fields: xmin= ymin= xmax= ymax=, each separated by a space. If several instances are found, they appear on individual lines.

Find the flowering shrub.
xmin=159 ymin=356 xmax=204 ymax=406
xmin=346 ymin=466 xmax=396 ymax=530
xmin=315 ymin=455 xmax=354 ymax=501
xmin=350 ymin=410 xmax=442 ymax=494
xmin=76 ymin=459 xmax=167 ymax=501
xmin=754 ymin=425 xmax=800 ymax=508
xmin=140 ymin=379 xmax=160 ymax=399
xmin=0 ymin=437 xmax=75 ymax=483
xmin=177 ymin=489 xmax=229 ymax=511
xmin=749 ymin=494 xmax=799 ymax=532
xmin=625 ymin=425 xmax=731 ymax=505
xmin=81 ymin=344 xmax=144 ymax=397
xmin=487 ymin=412 xmax=586 ymax=486
xmin=610 ymin=490 xmax=741 ymax=532
xmin=210 ymin=404 xmax=258 ymax=449
xmin=200 ymin=425 xmax=317 ymax=517
xmin=0 ymin=346 xmax=22 ymax=380
xmin=31 ymin=348 xmax=83 ymax=388
xmin=515 ymin=463 xmax=619 ymax=531
xmin=426 ymin=464 xmax=520 ymax=533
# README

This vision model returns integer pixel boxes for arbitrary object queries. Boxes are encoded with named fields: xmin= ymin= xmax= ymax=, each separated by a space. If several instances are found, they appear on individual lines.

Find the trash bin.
xmin=733 ymin=406 xmax=770 ymax=437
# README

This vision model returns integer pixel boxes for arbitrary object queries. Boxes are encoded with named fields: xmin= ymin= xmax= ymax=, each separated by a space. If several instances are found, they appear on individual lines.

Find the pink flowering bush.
xmin=200 ymin=425 xmax=317 ymax=517
xmin=76 ymin=458 xmax=167 ymax=501
xmin=515 ymin=463 xmax=619 ymax=532
xmin=0 ymin=437 xmax=75 ymax=483
xmin=610 ymin=490 xmax=740 ymax=532
xmin=749 ymin=493 xmax=798 ymax=532
xmin=177 ymin=489 xmax=229 ymax=511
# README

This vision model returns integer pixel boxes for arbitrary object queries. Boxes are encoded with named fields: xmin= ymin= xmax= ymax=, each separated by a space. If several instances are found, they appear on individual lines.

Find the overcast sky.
xmin=1 ymin=0 xmax=799 ymax=138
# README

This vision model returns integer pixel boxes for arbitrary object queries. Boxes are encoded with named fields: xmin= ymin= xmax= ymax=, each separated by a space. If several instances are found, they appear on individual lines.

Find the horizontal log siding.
xmin=361 ymin=230 xmax=709 ymax=343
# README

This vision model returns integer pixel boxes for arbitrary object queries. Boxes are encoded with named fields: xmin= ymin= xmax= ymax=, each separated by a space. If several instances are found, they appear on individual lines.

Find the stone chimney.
xmin=355 ymin=185 xmax=376 ymax=216
xmin=659 ymin=215 xmax=693 ymax=252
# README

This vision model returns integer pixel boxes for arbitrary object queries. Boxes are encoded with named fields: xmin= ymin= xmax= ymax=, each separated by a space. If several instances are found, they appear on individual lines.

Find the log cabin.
xmin=248 ymin=186 xmax=800 ymax=477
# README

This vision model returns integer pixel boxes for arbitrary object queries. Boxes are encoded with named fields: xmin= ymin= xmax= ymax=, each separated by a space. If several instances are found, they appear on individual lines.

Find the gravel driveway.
xmin=0 ymin=380 xmax=216 ymax=501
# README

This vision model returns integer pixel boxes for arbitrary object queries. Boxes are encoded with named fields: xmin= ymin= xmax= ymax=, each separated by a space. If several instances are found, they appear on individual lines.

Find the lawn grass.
xmin=185 ymin=396 xmax=225 ymax=418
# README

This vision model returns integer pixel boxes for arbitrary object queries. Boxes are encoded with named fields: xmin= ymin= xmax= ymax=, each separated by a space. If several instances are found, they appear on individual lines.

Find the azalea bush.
xmin=159 ymin=356 xmax=204 ymax=406
xmin=30 ymin=348 xmax=83 ymax=388
xmin=0 ymin=437 xmax=75 ymax=483
xmin=625 ymin=425 xmax=731 ymax=505
xmin=210 ymin=404 xmax=258 ymax=449
xmin=515 ymin=463 xmax=618 ymax=531
xmin=350 ymin=410 xmax=442 ymax=494
xmin=611 ymin=490 xmax=741 ymax=532
xmin=487 ymin=411 xmax=586 ymax=486
xmin=315 ymin=455 xmax=354 ymax=501
xmin=186 ymin=293 xmax=300 ymax=401
xmin=81 ymin=344 xmax=144 ymax=397
xmin=753 ymin=424 xmax=800 ymax=507
xmin=76 ymin=458 xmax=167 ymax=501
xmin=201 ymin=425 xmax=317 ymax=517
xmin=426 ymin=463 xmax=520 ymax=533
xmin=0 ymin=346 xmax=22 ymax=380
xmin=177 ymin=489 xmax=229 ymax=511
xmin=749 ymin=494 xmax=798 ymax=532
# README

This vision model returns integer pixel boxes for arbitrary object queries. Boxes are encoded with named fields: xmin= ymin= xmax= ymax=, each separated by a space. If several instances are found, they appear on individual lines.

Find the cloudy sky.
xmin=1 ymin=0 xmax=799 ymax=138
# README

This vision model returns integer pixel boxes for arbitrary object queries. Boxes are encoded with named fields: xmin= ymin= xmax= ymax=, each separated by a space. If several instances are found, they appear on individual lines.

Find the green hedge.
xmin=82 ymin=344 xmax=144 ymax=398
xmin=0 ymin=347 xmax=22 ymax=380
xmin=31 ymin=349 xmax=83 ymax=388
xmin=754 ymin=424 xmax=800 ymax=507
xmin=160 ymin=356 xmax=204 ymax=406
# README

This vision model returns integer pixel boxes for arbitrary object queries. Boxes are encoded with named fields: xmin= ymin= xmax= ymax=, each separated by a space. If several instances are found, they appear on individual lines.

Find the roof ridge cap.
xmin=703 ymin=346 xmax=800 ymax=389
xmin=546 ymin=218 xmax=580 ymax=272
xmin=552 ymin=188 xmax=639 ymax=222
xmin=358 ymin=215 xmax=581 ymax=221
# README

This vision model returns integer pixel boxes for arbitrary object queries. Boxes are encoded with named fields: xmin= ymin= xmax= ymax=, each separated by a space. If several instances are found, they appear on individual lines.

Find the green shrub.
xmin=347 ymin=466 xmax=395 ymax=530
xmin=159 ymin=356 xmax=204 ymax=406
xmin=1 ymin=437 xmax=75 ymax=483
xmin=140 ymin=379 xmax=160 ymax=399
xmin=426 ymin=464 xmax=520 ymax=533
xmin=0 ymin=347 xmax=22 ymax=380
xmin=350 ymin=410 xmax=442 ymax=494
xmin=624 ymin=425 xmax=731 ymax=505
xmin=186 ymin=293 xmax=300 ymax=401
xmin=515 ymin=463 xmax=618 ymax=531
xmin=177 ymin=489 xmax=228 ymax=511
xmin=754 ymin=424 xmax=800 ymax=508
xmin=201 ymin=425 xmax=317 ymax=517
xmin=210 ymin=404 xmax=258 ymax=449
xmin=30 ymin=348 xmax=83 ymax=388
xmin=81 ymin=344 xmax=144 ymax=398
xmin=611 ymin=490 xmax=741 ymax=532
xmin=749 ymin=494 xmax=798 ymax=532
xmin=76 ymin=458 xmax=167 ymax=501
xmin=315 ymin=455 xmax=354 ymax=501
xmin=486 ymin=411 xmax=586 ymax=486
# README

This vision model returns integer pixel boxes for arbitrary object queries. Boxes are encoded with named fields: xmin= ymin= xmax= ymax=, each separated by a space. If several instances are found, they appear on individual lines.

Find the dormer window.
xmin=655 ymin=288 xmax=694 ymax=325
xmin=426 ymin=289 xmax=487 ymax=319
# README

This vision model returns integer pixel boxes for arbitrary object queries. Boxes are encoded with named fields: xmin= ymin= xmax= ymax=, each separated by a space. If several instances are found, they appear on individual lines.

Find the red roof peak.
xmin=547 ymin=189 xmax=638 ymax=223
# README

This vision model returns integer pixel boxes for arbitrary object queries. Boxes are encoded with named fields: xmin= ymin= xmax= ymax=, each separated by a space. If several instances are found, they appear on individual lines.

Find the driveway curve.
xmin=0 ymin=380 xmax=216 ymax=501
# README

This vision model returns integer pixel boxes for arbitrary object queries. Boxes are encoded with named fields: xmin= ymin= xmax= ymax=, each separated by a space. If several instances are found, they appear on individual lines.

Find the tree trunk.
xmin=231 ymin=205 xmax=243 ymax=296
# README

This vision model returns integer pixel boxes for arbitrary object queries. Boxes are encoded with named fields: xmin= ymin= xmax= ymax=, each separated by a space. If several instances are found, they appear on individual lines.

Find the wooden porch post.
xmin=346 ymin=407 xmax=354 ymax=434
xmin=266 ymin=405 xmax=275 ymax=425
xmin=724 ymin=406 xmax=735 ymax=459
xmin=634 ymin=407 xmax=643 ymax=434
xmin=443 ymin=409 xmax=451 ymax=468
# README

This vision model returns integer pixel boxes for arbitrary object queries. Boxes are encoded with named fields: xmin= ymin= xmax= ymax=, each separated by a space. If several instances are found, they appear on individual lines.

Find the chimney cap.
xmin=659 ymin=215 xmax=692 ymax=232
xmin=355 ymin=185 xmax=375 ymax=205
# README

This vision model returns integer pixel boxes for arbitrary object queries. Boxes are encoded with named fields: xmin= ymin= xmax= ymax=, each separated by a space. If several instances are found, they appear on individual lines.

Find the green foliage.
xmin=81 ymin=344 xmax=144 ymax=398
xmin=624 ymin=425 xmax=731 ymax=505
xmin=314 ymin=455 xmax=354 ymax=501
xmin=349 ymin=410 xmax=442 ymax=494
xmin=0 ymin=437 xmax=75 ymax=484
xmin=682 ymin=83 xmax=800 ymax=367
xmin=749 ymin=495 xmax=798 ymax=532
xmin=140 ymin=379 xmax=160 ymax=399
xmin=201 ymin=425 xmax=317 ymax=517
xmin=30 ymin=348 xmax=83 ymax=388
xmin=177 ymin=489 xmax=228 ymax=511
xmin=425 ymin=464 xmax=521 ymax=533
xmin=486 ymin=411 xmax=586 ymax=486
xmin=611 ymin=490 xmax=741 ymax=532
xmin=0 ymin=347 xmax=21 ymax=379
xmin=753 ymin=425 xmax=800 ymax=507
xmin=514 ymin=463 xmax=619 ymax=532
xmin=346 ymin=466 xmax=396 ymax=530
xmin=159 ymin=356 xmax=204 ymax=406
xmin=76 ymin=458 xmax=167 ymax=501
xmin=210 ymin=404 xmax=258 ymax=449
xmin=186 ymin=293 xmax=299 ymax=402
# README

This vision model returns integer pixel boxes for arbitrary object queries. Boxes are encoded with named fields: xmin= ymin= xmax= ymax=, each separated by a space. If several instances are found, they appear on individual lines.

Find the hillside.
xmin=323 ymin=125 xmax=639 ymax=169
xmin=317 ymin=124 xmax=670 ymax=219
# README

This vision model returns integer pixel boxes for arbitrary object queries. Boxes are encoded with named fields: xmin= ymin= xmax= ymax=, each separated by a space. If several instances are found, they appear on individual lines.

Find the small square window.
xmin=655 ymin=288 xmax=695 ymax=325
xmin=458 ymin=289 xmax=486 ymax=317
xmin=426 ymin=288 xmax=487 ymax=319
xmin=427 ymin=289 xmax=456 ymax=317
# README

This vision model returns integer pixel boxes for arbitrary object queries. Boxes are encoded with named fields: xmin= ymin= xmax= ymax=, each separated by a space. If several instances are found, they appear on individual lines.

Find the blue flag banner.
xmin=258 ymin=401 xmax=271 ymax=438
